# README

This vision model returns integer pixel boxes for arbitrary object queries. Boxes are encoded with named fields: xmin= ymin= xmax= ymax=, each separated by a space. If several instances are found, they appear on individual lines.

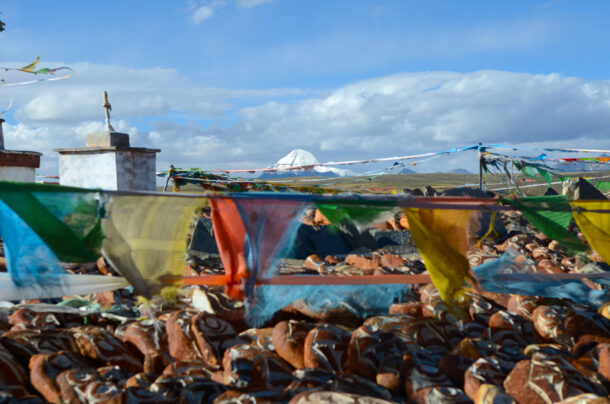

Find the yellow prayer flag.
xmin=102 ymin=194 xmax=205 ymax=297
xmin=572 ymin=201 xmax=610 ymax=265
xmin=404 ymin=208 xmax=474 ymax=317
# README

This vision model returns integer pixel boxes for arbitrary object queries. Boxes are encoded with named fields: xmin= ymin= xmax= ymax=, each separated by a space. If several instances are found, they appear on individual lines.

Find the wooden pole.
xmin=478 ymin=143 xmax=483 ymax=190
xmin=163 ymin=164 xmax=174 ymax=192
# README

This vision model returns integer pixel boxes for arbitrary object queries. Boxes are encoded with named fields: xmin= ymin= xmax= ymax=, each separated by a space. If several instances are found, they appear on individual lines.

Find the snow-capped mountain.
xmin=259 ymin=149 xmax=354 ymax=179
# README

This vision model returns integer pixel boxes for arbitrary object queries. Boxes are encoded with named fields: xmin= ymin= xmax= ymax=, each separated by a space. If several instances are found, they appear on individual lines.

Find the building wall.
xmin=0 ymin=166 xmax=36 ymax=182
xmin=116 ymin=151 xmax=157 ymax=191
xmin=58 ymin=152 xmax=118 ymax=190
xmin=58 ymin=151 xmax=157 ymax=191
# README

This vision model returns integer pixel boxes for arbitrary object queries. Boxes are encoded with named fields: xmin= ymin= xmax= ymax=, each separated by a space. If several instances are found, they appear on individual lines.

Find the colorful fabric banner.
xmin=210 ymin=198 xmax=248 ymax=299
xmin=102 ymin=194 xmax=205 ymax=298
xmin=503 ymin=196 xmax=586 ymax=253
xmin=212 ymin=196 xmax=306 ymax=301
xmin=403 ymin=207 xmax=474 ymax=317
xmin=473 ymin=251 xmax=610 ymax=306
xmin=0 ymin=199 xmax=66 ymax=287
xmin=0 ymin=182 xmax=103 ymax=263
xmin=597 ymin=181 xmax=610 ymax=192
xmin=246 ymin=283 xmax=407 ymax=327
xmin=572 ymin=201 xmax=610 ymax=264
xmin=315 ymin=201 xmax=396 ymax=230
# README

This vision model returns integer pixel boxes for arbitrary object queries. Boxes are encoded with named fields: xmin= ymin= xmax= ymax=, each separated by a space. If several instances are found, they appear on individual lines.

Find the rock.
xmin=402 ymin=318 xmax=463 ymax=353
xmin=403 ymin=349 xmax=452 ymax=396
xmin=488 ymin=310 xmax=537 ymax=345
xmin=289 ymin=391 xmax=394 ymax=404
xmin=56 ymin=368 xmax=113 ymax=404
xmin=504 ymin=352 xmax=609 ymax=404
xmin=564 ymin=309 xmax=610 ymax=340
xmin=236 ymin=327 xmax=275 ymax=351
xmin=191 ymin=313 xmax=238 ymax=368
xmin=597 ymin=344 xmax=610 ymax=381
xmin=344 ymin=254 xmax=380 ymax=271
xmin=188 ymin=216 xmax=219 ymax=253
xmin=9 ymin=308 xmax=81 ymax=330
xmin=308 ymin=227 xmax=351 ymax=255
xmin=72 ymin=326 xmax=142 ymax=373
xmin=166 ymin=310 xmax=201 ymax=362
xmin=0 ymin=329 xmax=79 ymax=367
xmin=556 ymin=394 xmax=610 ymax=404
xmin=438 ymin=354 xmax=474 ymax=389
xmin=464 ymin=356 xmax=516 ymax=400
xmin=344 ymin=325 xmax=407 ymax=380
xmin=474 ymin=384 xmax=515 ymax=404
xmin=410 ymin=386 xmax=471 ymax=404
xmin=379 ymin=253 xmax=407 ymax=269
xmin=120 ymin=320 xmax=170 ymax=364
xmin=0 ymin=342 xmax=30 ymax=399
xmin=304 ymin=254 xmax=326 ymax=272
xmin=29 ymin=351 xmax=93 ymax=403
xmin=222 ymin=344 xmax=293 ymax=391
xmin=531 ymin=305 xmax=571 ymax=345
xmin=469 ymin=296 xmax=501 ymax=325
xmin=160 ymin=360 xmax=215 ymax=379
xmin=179 ymin=378 xmax=228 ymax=403
xmin=96 ymin=257 xmax=118 ymax=276
xmin=313 ymin=209 xmax=331 ymax=226
xmin=303 ymin=324 xmax=352 ymax=374
xmin=367 ymin=229 xmax=417 ymax=254
xmin=506 ymin=295 xmax=539 ymax=320
xmin=272 ymin=320 xmax=314 ymax=369
xmin=124 ymin=372 xmax=157 ymax=389
xmin=285 ymin=368 xmax=393 ymax=401
xmin=389 ymin=302 xmax=424 ymax=317
xmin=122 ymin=386 xmax=175 ymax=403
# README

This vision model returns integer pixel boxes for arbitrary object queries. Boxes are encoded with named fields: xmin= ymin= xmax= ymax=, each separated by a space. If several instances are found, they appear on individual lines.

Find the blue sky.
xmin=1 ymin=0 xmax=610 ymax=175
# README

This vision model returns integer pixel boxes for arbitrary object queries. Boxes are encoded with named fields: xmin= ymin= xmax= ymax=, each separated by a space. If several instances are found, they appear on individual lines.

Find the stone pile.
xmin=0 ymin=208 xmax=609 ymax=403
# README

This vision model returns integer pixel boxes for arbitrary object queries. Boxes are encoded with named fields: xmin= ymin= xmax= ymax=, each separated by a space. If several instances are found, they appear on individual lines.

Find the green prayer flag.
xmin=315 ymin=201 xmax=395 ymax=230
xmin=503 ymin=195 xmax=586 ymax=253
xmin=596 ymin=181 xmax=610 ymax=192
xmin=0 ymin=181 xmax=103 ymax=262
xmin=522 ymin=165 xmax=538 ymax=180
xmin=536 ymin=167 xmax=553 ymax=187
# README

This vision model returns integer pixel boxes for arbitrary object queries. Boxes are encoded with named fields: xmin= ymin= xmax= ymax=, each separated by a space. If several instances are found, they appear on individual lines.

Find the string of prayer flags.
xmin=102 ymin=194 xmax=206 ymax=298
xmin=0 ymin=55 xmax=74 ymax=87
xmin=403 ymin=207 xmax=475 ymax=318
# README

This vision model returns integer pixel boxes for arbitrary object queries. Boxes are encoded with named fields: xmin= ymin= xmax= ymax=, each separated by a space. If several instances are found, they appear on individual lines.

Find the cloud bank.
xmin=3 ymin=65 xmax=610 ymax=176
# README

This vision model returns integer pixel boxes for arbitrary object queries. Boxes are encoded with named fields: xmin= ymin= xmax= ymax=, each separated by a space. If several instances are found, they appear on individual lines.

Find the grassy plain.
xmin=162 ymin=170 xmax=610 ymax=196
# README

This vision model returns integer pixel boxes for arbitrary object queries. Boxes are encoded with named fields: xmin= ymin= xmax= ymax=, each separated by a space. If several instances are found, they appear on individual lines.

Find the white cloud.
xmin=189 ymin=0 xmax=273 ymax=23
xmin=3 ymin=68 xmax=610 ymax=176
xmin=192 ymin=5 xmax=215 ymax=22
xmin=190 ymin=0 xmax=227 ymax=23
xmin=236 ymin=0 xmax=273 ymax=8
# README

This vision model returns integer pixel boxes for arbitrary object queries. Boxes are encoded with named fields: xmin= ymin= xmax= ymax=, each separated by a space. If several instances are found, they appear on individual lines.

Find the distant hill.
xmin=398 ymin=167 xmax=416 ymax=174
xmin=259 ymin=149 xmax=355 ymax=179
xmin=448 ymin=168 xmax=472 ymax=174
